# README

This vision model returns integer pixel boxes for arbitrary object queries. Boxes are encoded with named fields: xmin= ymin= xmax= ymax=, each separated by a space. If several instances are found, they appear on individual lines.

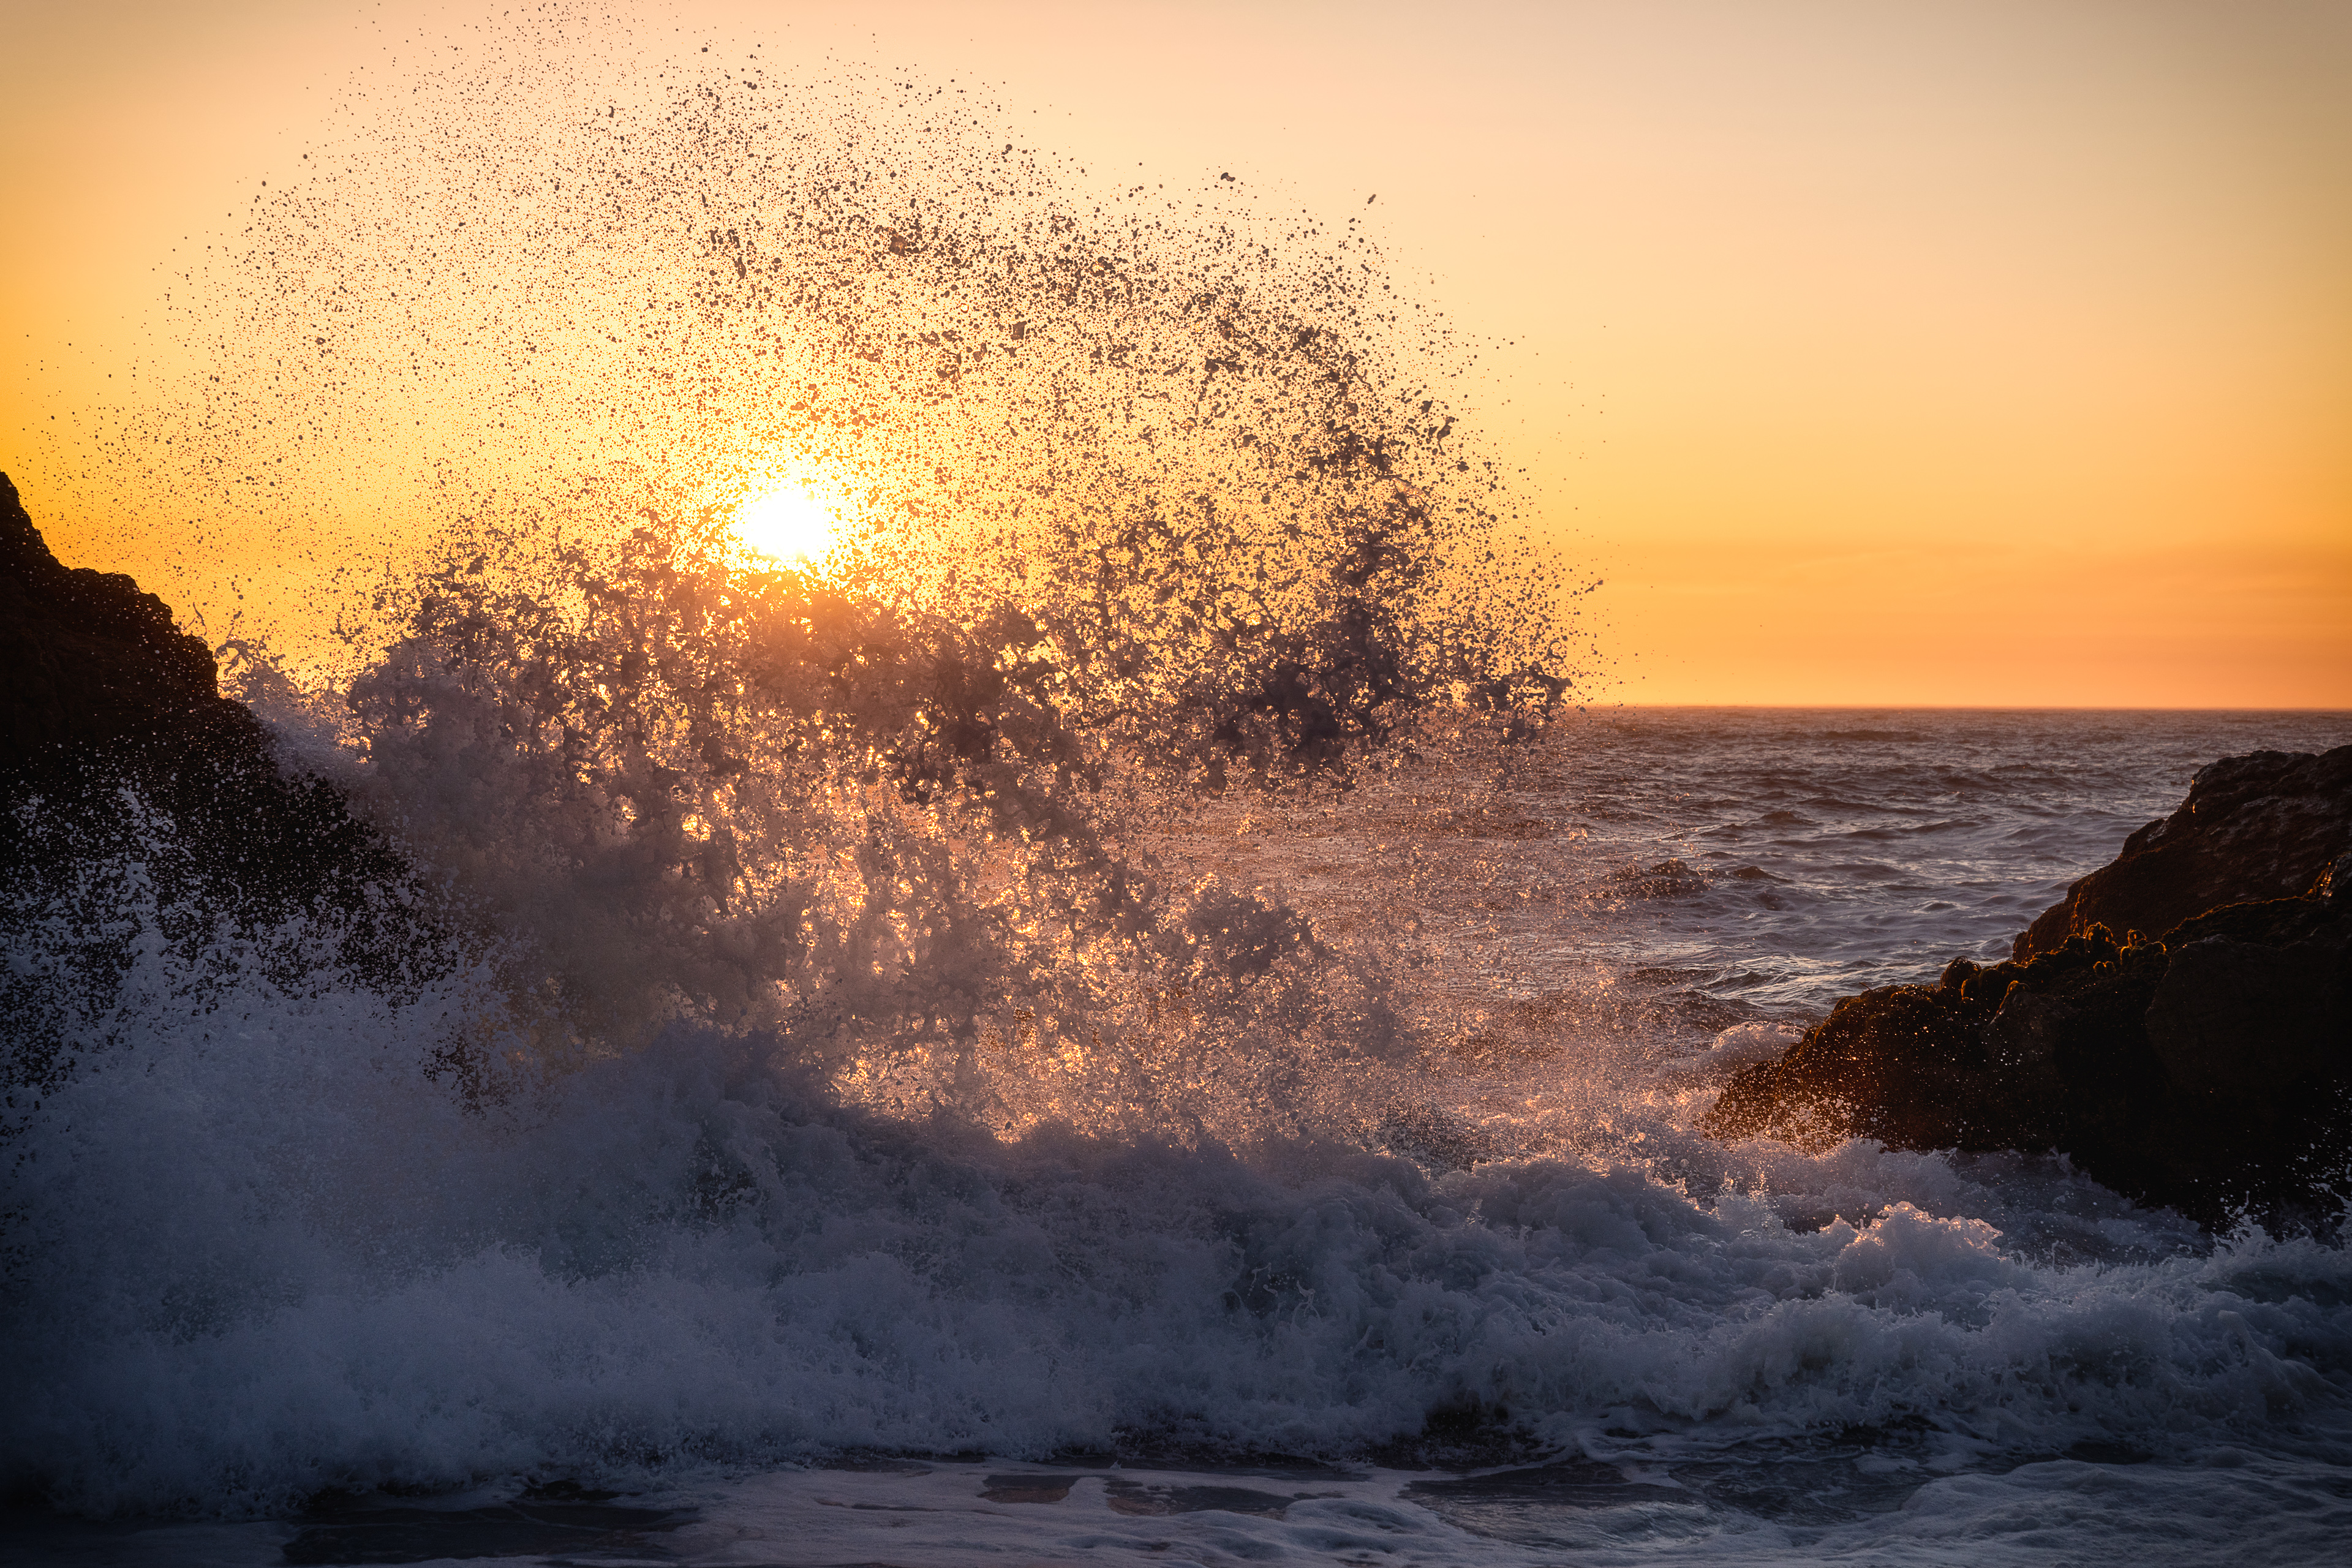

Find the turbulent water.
xmin=9 ymin=708 xmax=2352 ymax=1566
xmin=9 ymin=15 xmax=2352 ymax=1562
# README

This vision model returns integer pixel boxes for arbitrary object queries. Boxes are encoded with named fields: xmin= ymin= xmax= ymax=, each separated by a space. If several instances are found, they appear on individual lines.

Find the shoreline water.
xmin=6 ymin=704 xmax=2349 ymax=1564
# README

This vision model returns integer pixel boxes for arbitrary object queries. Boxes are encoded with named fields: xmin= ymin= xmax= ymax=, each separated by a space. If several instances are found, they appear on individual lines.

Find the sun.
xmin=734 ymin=483 xmax=842 ymax=565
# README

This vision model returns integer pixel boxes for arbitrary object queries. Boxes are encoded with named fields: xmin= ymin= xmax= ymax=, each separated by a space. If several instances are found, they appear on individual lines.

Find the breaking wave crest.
xmin=7 ymin=17 xmax=2350 ymax=1532
xmin=10 ymin=864 xmax=2349 ymax=1519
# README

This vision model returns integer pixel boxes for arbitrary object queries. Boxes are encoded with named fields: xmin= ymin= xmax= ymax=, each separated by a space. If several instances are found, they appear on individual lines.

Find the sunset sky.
xmin=4 ymin=0 xmax=2346 ymax=707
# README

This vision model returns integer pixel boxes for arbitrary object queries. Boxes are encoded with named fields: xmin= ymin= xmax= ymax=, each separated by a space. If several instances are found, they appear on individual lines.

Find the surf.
xmin=4 ymin=20 xmax=2350 ymax=1558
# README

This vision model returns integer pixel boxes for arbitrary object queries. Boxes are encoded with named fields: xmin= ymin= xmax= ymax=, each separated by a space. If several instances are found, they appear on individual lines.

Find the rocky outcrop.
xmin=1 ymin=472 xmax=258 ymax=772
xmin=2016 ymin=746 xmax=2352 ymax=959
xmin=1 ymin=473 xmax=416 ymax=930
xmin=1708 ymin=750 xmax=2352 ymax=1232
xmin=2 ymin=474 xmax=456 ymax=1104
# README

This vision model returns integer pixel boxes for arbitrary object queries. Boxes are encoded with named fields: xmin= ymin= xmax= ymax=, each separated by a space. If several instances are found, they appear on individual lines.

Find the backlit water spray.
xmin=6 ymin=12 xmax=2349 ymax=1560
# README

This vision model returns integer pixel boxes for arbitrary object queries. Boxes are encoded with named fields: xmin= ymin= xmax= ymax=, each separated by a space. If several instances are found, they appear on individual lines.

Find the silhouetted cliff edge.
xmin=1 ymin=472 xmax=260 ymax=769
xmin=2 ymin=473 xmax=450 ymax=1107
xmin=1 ymin=470 xmax=417 ymax=901
xmin=2016 ymin=747 xmax=2352 ymax=959
xmin=1709 ymin=745 xmax=2352 ymax=1231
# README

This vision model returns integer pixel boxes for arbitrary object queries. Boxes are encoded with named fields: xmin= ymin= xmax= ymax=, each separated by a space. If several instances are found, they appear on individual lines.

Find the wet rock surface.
xmin=1 ymin=471 xmax=255 ymax=772
xmin=2016 ymin=744 xmax=2352 ymax=959
xmin=1 ymin=473 xmax=424 ymax=918
xmin=1709 ymin=748 xmax=2352 ymax=1231
xmin=1 ymin=475 xmax=454 ymax=1107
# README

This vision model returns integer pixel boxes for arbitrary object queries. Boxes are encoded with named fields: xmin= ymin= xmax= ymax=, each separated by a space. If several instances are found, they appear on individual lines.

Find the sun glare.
xmin=734 ymin=483 xmax=842 ymax=565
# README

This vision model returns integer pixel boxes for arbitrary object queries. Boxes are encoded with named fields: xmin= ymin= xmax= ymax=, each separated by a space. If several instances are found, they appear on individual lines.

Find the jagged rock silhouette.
xmin=1708 ymin=750 xmax=2352 ymax=1230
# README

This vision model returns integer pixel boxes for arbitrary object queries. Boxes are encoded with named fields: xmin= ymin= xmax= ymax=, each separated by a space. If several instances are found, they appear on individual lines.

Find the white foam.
xmin=9 ymin=696 xmax=2350 ymax=1544
xmin=1708 ymin=1020 xmax=1804 ymax=1068
xmin=8 ymin=903 xmax=2350 ymax=1523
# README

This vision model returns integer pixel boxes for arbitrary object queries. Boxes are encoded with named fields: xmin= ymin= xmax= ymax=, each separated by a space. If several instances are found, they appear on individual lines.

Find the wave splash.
xmin=10 ymin=882 xmax=2346 ymax=1519
xmin=7 ymin=21 xmax=2351 ymax=1531
xmin=60 ymin=24 xmax=1591 ymax=1142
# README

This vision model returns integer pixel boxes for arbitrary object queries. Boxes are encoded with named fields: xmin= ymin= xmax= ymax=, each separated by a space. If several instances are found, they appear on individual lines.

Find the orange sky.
xmin=4 ymin=0 xmax=2346 ymax=706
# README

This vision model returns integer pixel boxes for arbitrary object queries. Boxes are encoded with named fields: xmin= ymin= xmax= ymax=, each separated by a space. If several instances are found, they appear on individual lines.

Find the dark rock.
xmin=2145 ymin=926 xmax=2346 ymax=1094
xmin=1706 ymin=758 xmax=2352 ymax=1231
xmin=1 ymin=471 xmax=253 ymax=770
xmin=2016 ymin=745 xmax=2352 ymax=959
xmin=2 ymin=473 xmax=462 ymax=1112
xmin=1 ymin=473 xmax=405 ymax=919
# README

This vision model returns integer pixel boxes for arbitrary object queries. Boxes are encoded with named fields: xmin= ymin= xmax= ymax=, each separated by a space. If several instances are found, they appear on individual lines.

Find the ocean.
xmin=7 ymin=706 xmax=2350 ymax=1566
xmin=9 ymin=40 xmax=2350 ymax=1561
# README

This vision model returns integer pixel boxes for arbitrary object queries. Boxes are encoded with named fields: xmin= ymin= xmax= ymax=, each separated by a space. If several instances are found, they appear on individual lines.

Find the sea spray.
xmin=67 ymin=11 xmax=1591 ymax=703
xmin=45 ymin=21 xmax=1594 ymax=1134
xmin=9 ymin=905 xmax=2350 ymax=1518
xmin=10 ymin=645 xmax=2352 ymax=1525
xmin=7 ymin=15 xmax=2352 ymax=1546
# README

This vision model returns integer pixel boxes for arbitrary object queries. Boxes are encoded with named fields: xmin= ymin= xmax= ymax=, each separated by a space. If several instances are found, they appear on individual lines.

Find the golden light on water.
xmin=734 ymin=483 xmax=842 ymax=567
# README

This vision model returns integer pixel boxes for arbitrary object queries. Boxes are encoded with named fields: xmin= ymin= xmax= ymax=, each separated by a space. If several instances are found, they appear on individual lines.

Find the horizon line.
xmin=1567 ymin=702 xmax=2352 ymax=714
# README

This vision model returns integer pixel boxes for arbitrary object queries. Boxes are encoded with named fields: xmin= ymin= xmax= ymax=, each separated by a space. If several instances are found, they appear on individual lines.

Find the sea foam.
xmin=8 ymin=850 xmax=2349 ymax=1520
